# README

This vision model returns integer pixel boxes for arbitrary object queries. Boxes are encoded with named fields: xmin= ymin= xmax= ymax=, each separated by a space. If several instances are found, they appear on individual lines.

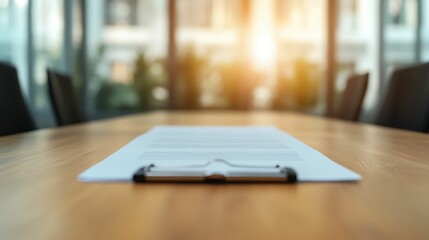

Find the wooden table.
xmin=1 ymin=111 xmax=429 ymax=240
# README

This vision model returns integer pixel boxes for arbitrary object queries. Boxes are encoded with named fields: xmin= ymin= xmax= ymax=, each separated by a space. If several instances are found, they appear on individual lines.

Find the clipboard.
xmin=133 ymin=159 xmax=297 ymax=183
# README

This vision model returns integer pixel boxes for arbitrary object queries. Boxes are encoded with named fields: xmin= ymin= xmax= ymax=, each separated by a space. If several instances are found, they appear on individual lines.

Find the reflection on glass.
xmin=385 ymin=0 xmax=417 ymax=80
xmin=335 ymin=0 xmax=378 ymax=121
xmin=338 ymin=0 xmax=358 ymax=33
xmin=0 ymin=0 xmax=10 ymax=29
xmin=32 ymin=0 xmax=64 ymax=126
xmin=5 ymin=0 xmax=427 ymax=127
xmin=87 ymin=0 xmax=167 ymax=115
xmin=387 ymin=0 xmax=417 ymax=26
xmin=0 ymin=0 xmax=28 ymax=94
xmin=176 ymin=0 xmax=242 ymax=109
xmin=275 ymin=0 xmax=326 ymax=112
xmin=422 ymin=0 xmax=429 ymax=61
xmin=174 ymin=0 xmax=327 ymax=111
xmin=105 ymin=0 xmax=137 ymax=26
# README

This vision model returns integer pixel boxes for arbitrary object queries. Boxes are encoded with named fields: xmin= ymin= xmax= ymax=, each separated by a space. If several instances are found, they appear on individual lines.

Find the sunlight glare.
xmin=250 ymin=33 xmax=276 ymax=70
xmin=15 ymin=0 xmax=27 ymax=7
xmin=249 ymin=0 xmax=276 ymax=70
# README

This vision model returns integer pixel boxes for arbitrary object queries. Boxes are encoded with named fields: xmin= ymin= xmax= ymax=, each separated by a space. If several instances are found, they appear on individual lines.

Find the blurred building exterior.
xmin=0 ymin=0 xmax=428 ymax=127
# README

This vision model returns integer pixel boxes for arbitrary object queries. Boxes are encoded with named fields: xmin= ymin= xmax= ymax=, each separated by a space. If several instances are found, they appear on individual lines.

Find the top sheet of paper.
xmin=78 ymin=126 xmax=361 ymax=182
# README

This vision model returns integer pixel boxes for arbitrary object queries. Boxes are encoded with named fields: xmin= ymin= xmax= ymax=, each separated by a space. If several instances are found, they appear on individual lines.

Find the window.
xmin=335 ymin=0 xmax=378 ymax=121
xmin=175 ymin=0 xmax=242 ymax=109
xmin=86 ymin=0 xmax=168 ymax=115
xmin=275 ymin=0 xmax=327 ymax=112
xmin=1 ymin=0 xmax=428 ymax=127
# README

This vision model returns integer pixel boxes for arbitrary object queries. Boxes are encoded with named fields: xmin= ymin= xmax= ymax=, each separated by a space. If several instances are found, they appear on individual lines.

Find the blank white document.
xmin=78 ymin=126 xmax=361 ymax=182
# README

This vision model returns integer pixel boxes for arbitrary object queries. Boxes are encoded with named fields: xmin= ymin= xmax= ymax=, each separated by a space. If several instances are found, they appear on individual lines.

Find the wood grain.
xmin=1 ymin=111 xmax=429 ymax=240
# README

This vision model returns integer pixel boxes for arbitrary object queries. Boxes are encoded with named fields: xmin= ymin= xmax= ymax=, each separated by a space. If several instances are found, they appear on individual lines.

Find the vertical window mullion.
xmin=27 ymin=0 xmax=35 ymax=111
xmin=326 ymin=0 xmax=337 ymax=117
xmin=415 ymin=0 xmax=423 ymax=63
xmin=63 ymin=0 xmax=73 ymax=73
xmin=167 ymin=0 xmax=177 ymax=110
xmin=377 ymin=0 xmax=386 ymax=95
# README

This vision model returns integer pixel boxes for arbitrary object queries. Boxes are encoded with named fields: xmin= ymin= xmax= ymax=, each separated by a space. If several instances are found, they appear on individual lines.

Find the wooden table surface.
xmin=1 ymin=111 xmax=429 ymax=240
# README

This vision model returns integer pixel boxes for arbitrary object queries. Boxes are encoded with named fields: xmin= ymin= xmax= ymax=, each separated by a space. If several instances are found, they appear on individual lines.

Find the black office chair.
xmin=47 ymin=70 xmax=84 ymax=126
xmin=336 ymin=73 xmax=369 ymax=121
xmin=376 ymin=62 xmax=429 ymax=132
xmin=0 ymin=62 xmax=36 ymax=136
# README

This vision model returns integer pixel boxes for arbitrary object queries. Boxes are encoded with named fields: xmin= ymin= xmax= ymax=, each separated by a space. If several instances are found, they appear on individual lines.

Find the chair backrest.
xmin=0 ymin=62 xmax=36 ymax=136
xmin=376 ymin=62 xmax=429 ymax=132
xmin=47 ymin=70 xmax=84 ymax=126
xmin=336 ymin=73 xmax=369 ymax=121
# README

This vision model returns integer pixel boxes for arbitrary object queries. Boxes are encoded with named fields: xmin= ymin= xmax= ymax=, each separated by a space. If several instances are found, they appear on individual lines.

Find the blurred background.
xmin=0 ymin=0 xmax=428 ymax=128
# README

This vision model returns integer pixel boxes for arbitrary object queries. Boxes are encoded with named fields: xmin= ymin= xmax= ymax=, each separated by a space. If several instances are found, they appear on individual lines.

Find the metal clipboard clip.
xmin=133 ymin=159 xmax=297 ymax=183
